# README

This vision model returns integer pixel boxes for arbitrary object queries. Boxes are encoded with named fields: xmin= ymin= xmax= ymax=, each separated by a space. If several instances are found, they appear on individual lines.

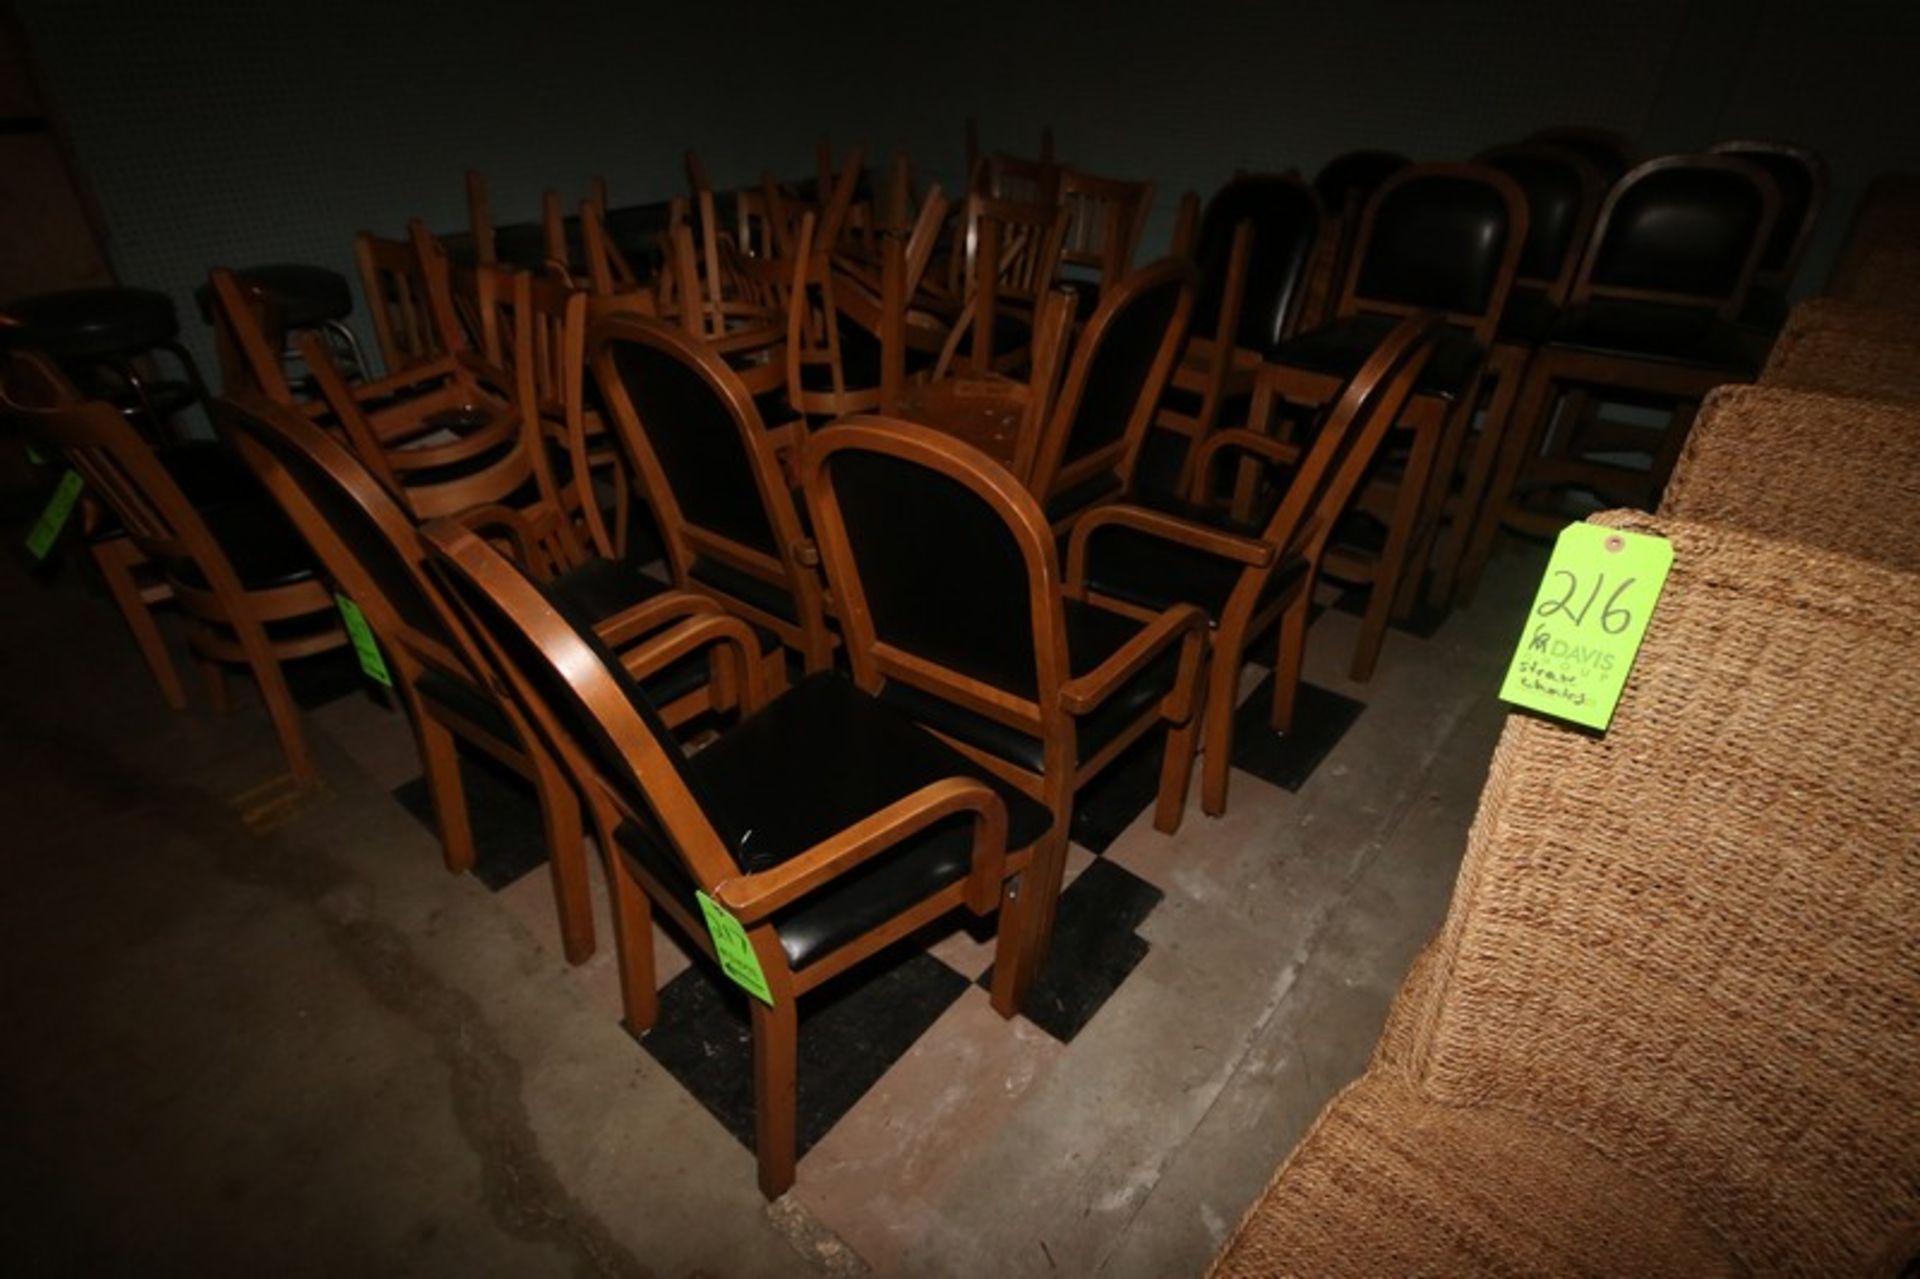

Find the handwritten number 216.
xmin=1537 ymin=571 xmax=1636 ymax=635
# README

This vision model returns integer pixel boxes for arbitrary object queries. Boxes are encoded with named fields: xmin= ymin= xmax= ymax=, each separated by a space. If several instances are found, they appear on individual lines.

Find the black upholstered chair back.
xmin=1350 ymin=165 xmax=1525 ymax=322
xmin=1058 ymin=264 xmax=1192 ymax=470
xmin=596 ymin=325 xmax=781 ymax=560
xmin=1192 ymin=173 xmax=1323 ymax=352
xmin=1524 ymin=127 xmax=1632 ymax=184
xmin=216 ymin=395 xmax=448 ymax=645
xmin=1579 ymin=155 xmax=1780 ymax=313
xmin=423 ymin=522 xmax=740 ymax=861
xmin=818 ymin=443 xmax=1049 ymax=701
xmin=1312 ymin=151 xmax=1410 ymax=220
xmin=1476 ymin=144 xmax=1602 ymax=292
xmin=1706 ymin=140 xmax=1825 ymax=283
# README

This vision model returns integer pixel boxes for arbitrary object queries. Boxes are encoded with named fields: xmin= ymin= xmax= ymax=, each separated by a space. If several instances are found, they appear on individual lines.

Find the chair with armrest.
xmin=1069 ymin=313 xmax=1442 ymax=815
xmin=1211 ymin=513 xmax=1920 ymax=1277
xmin=420 ymin=518 xmax=1056 ymax=1199
xmin=1706 ymin=138 xmax=1827 ymax=328
xmin=216 ymin=392 xmax=774 ymax=962
xmin=590 ymin=314 xmax=835 ymax=672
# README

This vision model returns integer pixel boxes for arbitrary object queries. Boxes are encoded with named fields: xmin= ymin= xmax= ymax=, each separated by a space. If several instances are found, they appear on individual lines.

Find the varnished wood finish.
xmin=421 ymin=518 xmax=1037 ymax=1199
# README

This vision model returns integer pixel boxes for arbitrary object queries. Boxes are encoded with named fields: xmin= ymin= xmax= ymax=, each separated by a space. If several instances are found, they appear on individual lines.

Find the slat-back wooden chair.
xmin=421 ymin=517 xmax=1053 ymax=1198
xmin=1069 ymin=313 xmax=1442 ymax=815
xmin=943 ymin=193 xmax=1070 ymax=375
xmin=1056 ymin=168 xmax=1156 ymax=317
xmin=355 ymin=230 xmax=447 ymax=373
xmin=4 ymin=351 xmax=346 ymax=787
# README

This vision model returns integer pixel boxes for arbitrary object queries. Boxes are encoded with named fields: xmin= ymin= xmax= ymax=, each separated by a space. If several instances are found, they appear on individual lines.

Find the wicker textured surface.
xmin=1214 ymin=514 xmax=1920 ymax=1278
xmin=1660 ymin=384 xmax=1920 ymax=572
xmin=1762 ymin=298 xmax=1920 ymax=405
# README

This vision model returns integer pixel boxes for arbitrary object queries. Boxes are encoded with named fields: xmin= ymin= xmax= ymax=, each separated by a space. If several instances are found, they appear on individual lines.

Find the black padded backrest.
xmin=1061 ymin=273 xmax=1185 ymax=467
xmin=1714 ymin=147 xmax=1814 ymax=273
xmin=220 ymin=402 xmax=447 ymax=642
xmin=431 ymin=542 xmax=741 ymax=856
xmin=1313 ymin=151 xmax=1410 ymax=213
xmin=602 ymin=337 xmax=780 ymax=557
xmin=1192 ymin=176 xmax=1321 ymax=351
xmin=1588 ymin=164 xmax=1768 ymax=300
xmin=1532 ymin=134 xmax=1628 ymax=184
xmin=1483 ymin=151 xmax=1587 ymax=282
xmin=1354 ymin=174 xmax=1516 ymax=316
xmin=826 ymin=449 xmax=1041 ymax=700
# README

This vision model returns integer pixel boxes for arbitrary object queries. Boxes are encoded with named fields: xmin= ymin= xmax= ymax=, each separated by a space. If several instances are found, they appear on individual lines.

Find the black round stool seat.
xmin=0 ymin=287 xmax=180 ymax=360
xmin=194 ymin=263 xmax=354 ymax=329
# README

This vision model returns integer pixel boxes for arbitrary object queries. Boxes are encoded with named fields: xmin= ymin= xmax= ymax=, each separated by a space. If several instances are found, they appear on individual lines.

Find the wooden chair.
xmin=943 ymin=193 xmax=1070 ymax=374
xmin=217 ymin=392 xmax=771 ymax=962
xmin=590 ymin=314 xmax=835 ymax=671
xmin=964 ymin=118 xmax=1056 ymax=190
xmin=1306 ymin=150 xmax=1410 ymax=327
xmin=1419 ymin=141 xmax=1604 ymax=607
xmin=1068 ymin=313 xmax=1442 ymax=815
xmin=578 ymin=195 xmax=644 ymax=298
xmin=1456 ymin=154 xmax=1780 ymax=600
xmin=1150 ymin=172 xmax=1325 ymax=496
xmin=1706 ymin=139 xmax=1828 ymax=327
xmin=802 ymin=418 xmax=1207 ymax=945
xmin=354 ymin=230 xmax=449 ymax=374
xmin=420 ymin=517 xmax=1054 ymax=1198
xmin=3 ymin=351 xmax=345 ymax=787
xmin=465 ymin=169 xmax=496 ymax=267
xmin=1056 ymin=168 xmax=1156 ymax=317
xmin=1255 ymin=163 xmax=1528 ymax=678
xmin=1026 ymin=258 xmax=1197 ymax=530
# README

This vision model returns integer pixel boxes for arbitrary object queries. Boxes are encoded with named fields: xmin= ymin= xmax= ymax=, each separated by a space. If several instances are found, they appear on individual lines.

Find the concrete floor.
xmin=0 ymin=539 xmax=1545 ymax=1277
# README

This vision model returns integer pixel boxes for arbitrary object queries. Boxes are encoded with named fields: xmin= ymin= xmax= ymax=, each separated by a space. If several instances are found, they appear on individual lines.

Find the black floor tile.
xmin=1070 ymin=728 xmax=1166 ymax=855
xmin=1331 ymin=587 xmax=1450 ymax=638
xmin=636 ymin=949 xmax=969 ymax=1158
xmin=977 ymin=857 xmax=1163 ymax=1044
xmin=1229 ymin=677 xmax=1365 ymax=793
xmin=392 ymin=747 xmax=549 ymax=890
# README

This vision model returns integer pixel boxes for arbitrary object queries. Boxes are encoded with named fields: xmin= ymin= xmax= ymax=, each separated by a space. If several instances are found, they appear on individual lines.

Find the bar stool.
xmin=0 ymin=286 xmax=209 ymax=440
xmin=194 ymin=263 xmax=370 ymax=388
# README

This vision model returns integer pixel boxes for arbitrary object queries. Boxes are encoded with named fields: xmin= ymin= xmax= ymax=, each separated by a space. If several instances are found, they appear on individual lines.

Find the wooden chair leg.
xmin=530 ymin=748 xmax=594 ymax=965
xmin=199 ymin=656 xmax=230 ymax=715
xmin=1351 ymin=414 xmax=1441 ymax=683
xmin=1271 ymin=594 xmax=1311 ymax=734
xmin=91 ymin=541 xmax=186 ymax=710
xmin=606 ymin=849 xmax=658 ymax=1033
xmin=1198 ymin=652 xmax=1241 ymax=817
xmin=1428 ymin=347 xmax=1528 ymax=609
xmin=751 ymin=991 xmax=800 ymax=1199
xmin=416 ymin=715 xmax=475 ymax=875
xmin=1456 ymin=358 xmax=1558 ymax=606
xmin=240 ymin=635 xmax=318 ymax=788
xmin=1153 ymin=705 xmax=1200 ymax=834
xmin=989 ymin=825 xmax=1070 ymax=1017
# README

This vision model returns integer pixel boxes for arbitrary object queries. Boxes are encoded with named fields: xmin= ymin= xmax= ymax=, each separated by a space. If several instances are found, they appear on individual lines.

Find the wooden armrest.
xmin=591 ymin=589 xmax=720 ymax=649
xmin=1193 ymin=427 xmax=1302 ymax=480
xmin=713 ymin=777 xmax=1009 ymax=922
xmin=616 ymin=609 xmax=767 ymax=714
xmin=454 ymin=503 xmax=550 ymax=569
xmin=1060 ymin=603 xmax=1208 ymax=715
xmin=1065 ymin=504 xmax=1273 ymax=592
xmin=349 ymin=356 xmax=461 ymax=403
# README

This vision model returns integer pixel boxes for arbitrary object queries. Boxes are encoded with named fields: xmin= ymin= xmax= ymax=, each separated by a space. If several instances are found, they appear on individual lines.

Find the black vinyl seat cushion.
xmin=1495 ymin=288 xmax=1560 ymax=346
xmin=164 ymin=499 xmax=323 ymax=592
xmin=616 ymin=672 xmax=1053 ymax=970
xmin=1543 ymin=299 xmax=1760 ymax=373
xmin=1082 ymin=503 xmax=1308 ymax=623
xmin=546 ymin=556 xmax=671 ymax=630
xmin=875 ymin=598 xmax=1184 ymax=774
xmin=0 ymin=288 xmax=180 ymax=360
xmin=194 ymin=264 xmax=354 ymax=329
xmin=1268 ymin=315 xmax=1484 ymax=399
xmin=688 ymin=555 xmax=800 ymax=625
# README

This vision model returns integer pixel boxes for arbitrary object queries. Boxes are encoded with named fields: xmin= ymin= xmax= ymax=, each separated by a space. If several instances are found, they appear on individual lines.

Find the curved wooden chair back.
xmin=950 ymin=193 xmax=1070 ymax=373
xmin=355 ymin=230 xmax=444 ymax=372
xmin=1058 ymin=169 xmax=1155 ymax=294
xmin=1570 ymin=153 xmax=1782 ymax=320
xmin=1028 ymin=259 xmax=1196 ymax=525
xmin=1191 ymin=170 xmax=1326 ymax=353
xmin=1473 ymin=142 xmax=1605 ymax=306
xmin=1706 ymin=139 xmax=1827 ymax=292
xmin=578 ymin=195 xmax=641 ymax=296
xmin=207 ymin=268 xmax=299 ymax=402
xmin=589 ymin=313 xmax=832 ymax=668
xmin=1338 ymin=162 xmax=1530 ymax=348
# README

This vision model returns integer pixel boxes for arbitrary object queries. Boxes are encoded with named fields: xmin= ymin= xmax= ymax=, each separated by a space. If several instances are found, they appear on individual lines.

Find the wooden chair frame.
xmin=1068 ymin=313 xmax=1442 ymax=814
xmin=589 ymin=314 xmax=835 ymax=671
xmin=1706 ymin=138 xmax=1828 ymax=296
xmin=1058 ymin=168 xmax=1155 ymax=297
xmin=422 ymin=518 xmax=1041 ymax=1198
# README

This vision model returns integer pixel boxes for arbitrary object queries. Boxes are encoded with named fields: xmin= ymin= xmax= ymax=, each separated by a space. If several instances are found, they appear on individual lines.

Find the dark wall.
xmin=17 ymin=0 xmax=1918 ymax=377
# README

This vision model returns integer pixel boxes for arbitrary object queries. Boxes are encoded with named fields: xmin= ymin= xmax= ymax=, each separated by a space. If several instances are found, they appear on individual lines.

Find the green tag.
xmin=334 ymin=593 xmax=394 ymax=688
xmin=24 ymin=469 xmax=84 ymax=560
xmin=1499 ymin=524 xmax=1673 ymax=731
xmin=696 ymin=890 xmax=774 ymax=1005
